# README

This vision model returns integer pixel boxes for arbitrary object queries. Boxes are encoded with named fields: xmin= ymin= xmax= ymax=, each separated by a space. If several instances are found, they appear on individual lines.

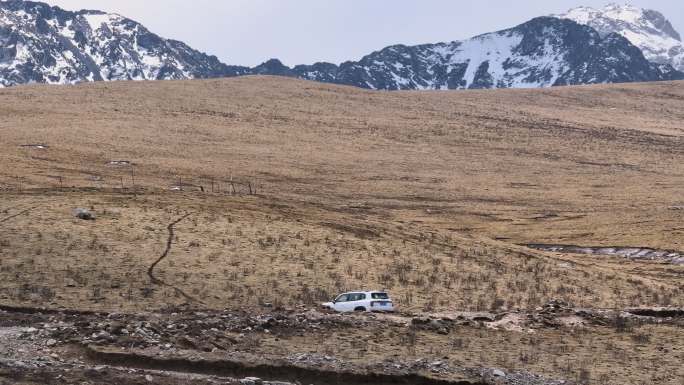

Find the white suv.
xmin=322 ymin=291 xmax=395 ymax=313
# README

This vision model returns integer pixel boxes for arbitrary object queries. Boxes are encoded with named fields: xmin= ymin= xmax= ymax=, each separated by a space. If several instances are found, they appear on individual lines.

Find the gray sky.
xmin=44 ymin=1 xmax=684 ymax=67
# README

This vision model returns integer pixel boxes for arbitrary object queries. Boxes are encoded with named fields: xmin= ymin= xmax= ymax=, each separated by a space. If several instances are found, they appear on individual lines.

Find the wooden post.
xmin=130 ymin=166 xmax=135 ymax=189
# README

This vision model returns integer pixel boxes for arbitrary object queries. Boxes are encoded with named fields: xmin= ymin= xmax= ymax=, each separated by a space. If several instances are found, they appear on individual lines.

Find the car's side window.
xmin=348 ymin=293 xmax=366 ymax=301
xmin=336 ymin=294 xmax=349 ymax=303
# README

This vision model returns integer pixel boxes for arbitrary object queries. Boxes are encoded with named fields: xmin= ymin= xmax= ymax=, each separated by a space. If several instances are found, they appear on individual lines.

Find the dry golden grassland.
xmin=0 ymin=76 xmax=682 ymax=314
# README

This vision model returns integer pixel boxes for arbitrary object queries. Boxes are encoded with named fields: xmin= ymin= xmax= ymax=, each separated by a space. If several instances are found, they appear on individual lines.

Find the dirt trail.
xmin=85 ymin=346 xmax=483 ymax=385
xmin=0 ymin=207 xmax=35 ymax=224
xmin=146 ymin=212 xmax=205 ymax=305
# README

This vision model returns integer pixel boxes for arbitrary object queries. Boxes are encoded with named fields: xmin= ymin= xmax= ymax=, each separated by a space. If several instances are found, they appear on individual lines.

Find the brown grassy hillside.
xmin=0 ymin=76 xmax=682 ymax=313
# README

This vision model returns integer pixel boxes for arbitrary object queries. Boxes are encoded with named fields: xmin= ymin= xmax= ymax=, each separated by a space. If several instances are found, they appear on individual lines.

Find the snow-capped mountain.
xmin=555 ymin=4 xmax=684 ymax=71
xmin=267 ymin=16 xmax=681 ymax=90
xmin=0 ymin=0 xmax=248 ymax=86
xmin=0 ymin=0 xmax=681 ymax=90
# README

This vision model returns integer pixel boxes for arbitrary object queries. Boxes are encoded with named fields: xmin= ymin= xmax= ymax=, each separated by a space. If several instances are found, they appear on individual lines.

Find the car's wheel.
xmin=354 ymin=306 xmax=367 ymax=312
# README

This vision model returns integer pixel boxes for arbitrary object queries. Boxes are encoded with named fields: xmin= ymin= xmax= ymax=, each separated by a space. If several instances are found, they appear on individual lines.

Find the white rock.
xmin=240 ymin=377 xmax=263 ymax=385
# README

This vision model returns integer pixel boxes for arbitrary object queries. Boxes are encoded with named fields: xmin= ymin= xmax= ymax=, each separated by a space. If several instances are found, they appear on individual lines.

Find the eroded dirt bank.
xmin=526 ymin=244 xmax=684 ymax=265
xmin=2 ymin=302 xmax=683 ymax=385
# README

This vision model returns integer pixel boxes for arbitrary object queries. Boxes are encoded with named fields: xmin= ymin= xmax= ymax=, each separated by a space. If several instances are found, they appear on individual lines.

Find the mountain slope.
xmin=555 ymin=4 xmax=684 ymax=72
xmin=0 ymin=0 xmax=681 ymax=90
xmin=0 ymin=0 xmax=248 ymax=86
xmin=271 ymin=17 xmax=681 ymax=90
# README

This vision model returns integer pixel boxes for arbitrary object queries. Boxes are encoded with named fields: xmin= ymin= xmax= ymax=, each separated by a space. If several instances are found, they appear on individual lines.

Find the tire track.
xmin=147 ymin=213 xmax=205 ymax=305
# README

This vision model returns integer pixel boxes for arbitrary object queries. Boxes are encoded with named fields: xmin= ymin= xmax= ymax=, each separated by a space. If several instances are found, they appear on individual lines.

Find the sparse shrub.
xmin=490 ymin=298 xmax=505 ymax=311
xmin=578 ymin=368 xmax=591 ymax=384
xmin=631 ymin=332 xmax=651 ymax=345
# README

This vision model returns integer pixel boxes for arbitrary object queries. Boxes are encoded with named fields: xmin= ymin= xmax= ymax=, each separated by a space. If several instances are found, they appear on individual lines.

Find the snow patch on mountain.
xmin=0 ymin=0 xmax=681 ymax=90
xmin=555 ymin=4 xmax=684 ymax=71
xmin=278 ymin=17 xmax=680 ymax=90
xmin=0 ymin=0 xmax=246 ymax=87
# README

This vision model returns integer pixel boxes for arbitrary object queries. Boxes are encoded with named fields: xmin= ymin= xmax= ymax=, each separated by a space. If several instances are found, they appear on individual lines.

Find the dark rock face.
xmin=0 ymin=1 xmax=681 ymax=90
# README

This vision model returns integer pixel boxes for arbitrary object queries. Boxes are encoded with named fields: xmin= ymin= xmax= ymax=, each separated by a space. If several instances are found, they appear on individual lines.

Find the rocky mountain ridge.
xmin=555 ymin=3 xmax=684 ymax=71
xmin=0 ymin=0 xmax=681 ymax=89
xmin=0 ymin=0 xmax=248 ymax=87
xmin=263 ymin=16 xmax=681 ymax=90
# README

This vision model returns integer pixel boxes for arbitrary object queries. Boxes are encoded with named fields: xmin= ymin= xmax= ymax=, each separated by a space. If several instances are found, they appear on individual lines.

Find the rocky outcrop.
xmin=527 ymin=244 xmax=684 ymax=265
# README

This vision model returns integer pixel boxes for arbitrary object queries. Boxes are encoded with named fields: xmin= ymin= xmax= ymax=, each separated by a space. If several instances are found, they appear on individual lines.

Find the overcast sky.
xmin=44 ymin=1 xmax=684 ymax=67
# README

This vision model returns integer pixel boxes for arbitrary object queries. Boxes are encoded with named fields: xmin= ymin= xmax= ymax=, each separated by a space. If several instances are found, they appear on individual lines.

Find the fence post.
xmin=130 ymin=166 xmax=135 ymax=190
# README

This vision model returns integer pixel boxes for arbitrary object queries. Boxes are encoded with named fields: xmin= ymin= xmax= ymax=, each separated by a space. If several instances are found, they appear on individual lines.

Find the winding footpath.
xmin=0 ymin=207 xmax=35 ymax=224
xmin=146 ymin=212 xmax=205 ymax=305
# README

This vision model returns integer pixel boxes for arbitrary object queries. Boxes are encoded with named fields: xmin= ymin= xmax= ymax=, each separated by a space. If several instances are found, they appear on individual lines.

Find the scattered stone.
xmin=541 ymin=299 xmax=573 ymax=314
xmin=528 ymin=243 xmax=683 ymax=265
xmin=107 ymin=160 xmax=132 ymax=166
xmin=411 ymin=317 xmax=453 ymax=334
xmin=19 ymin=144 xmax=49 ymax=149
xmin=74 ymin=208 xmax=96 ymax=221
xmin=92 ymin=331 xmax=114 ymax=343
xmin=240 ymin=377 xmax=263 ymax=385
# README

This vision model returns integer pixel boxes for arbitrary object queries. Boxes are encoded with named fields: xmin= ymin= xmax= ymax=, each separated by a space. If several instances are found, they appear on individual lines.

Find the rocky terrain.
xmin=2 ymin=301 xmax=681 ymax=385
xmin=527 ymin=244 xmax=684 ymax=265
